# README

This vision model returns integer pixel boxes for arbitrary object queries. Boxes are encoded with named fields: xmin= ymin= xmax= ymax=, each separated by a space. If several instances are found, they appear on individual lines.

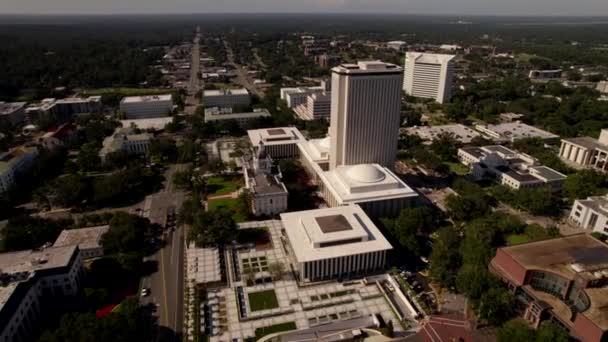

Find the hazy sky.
xmin=2 ymin=0 xmax=608 ymax=16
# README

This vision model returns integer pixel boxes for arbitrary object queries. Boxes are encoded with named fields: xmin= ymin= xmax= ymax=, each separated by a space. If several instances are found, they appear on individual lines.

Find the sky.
xmin=2 ymin=0 xmax=608 ymax=16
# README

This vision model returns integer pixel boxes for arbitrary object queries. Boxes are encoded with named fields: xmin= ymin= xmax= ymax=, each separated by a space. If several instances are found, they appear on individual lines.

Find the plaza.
xmin=186 ymin=219 xmax=412 ymax=342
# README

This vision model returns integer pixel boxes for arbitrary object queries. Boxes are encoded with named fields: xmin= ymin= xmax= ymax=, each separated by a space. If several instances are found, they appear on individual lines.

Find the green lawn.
xmin=506 ymin=234 xmax=530 ymax=245
xmin=207 ymin=198 xmax=247 ymax=222
xmin=254 ymin=322 xmax=296 ymax=340
xmin=248 ymin=290 xmax=279 ymax=312
xmin=82 ymin=87 xmax=173 ymax=96
xmin=207 ymin=176 xmax=242 ymax=196
xmin=446 ymin=162 xmax=470 ymax=175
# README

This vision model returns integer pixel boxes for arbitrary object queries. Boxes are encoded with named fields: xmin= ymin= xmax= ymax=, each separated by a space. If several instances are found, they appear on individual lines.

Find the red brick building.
xmin=490 ymin=235 xmax=608 ymax=342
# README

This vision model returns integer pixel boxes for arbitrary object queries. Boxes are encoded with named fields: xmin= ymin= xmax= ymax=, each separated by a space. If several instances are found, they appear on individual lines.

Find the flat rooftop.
xmin=499 ymin=235 xmax=608 ymax=282
xmin=204 ymin=108 xmax=270 ymax=121
xmin=332 ymin=61 xmax=402 ymax=75
xmin=120 ymin=94 xmax=172 ymax=104
xmin=495 ymin=235 xmax=608 ymax=330
xmin=0 ymin=245 xmax=77 ymax=276
xmin=577 ymin=195 xmax=608 ymax=217
xmin=319 ymin=164 xmax=418 ymax=205
xmin=407 ymin=52 xmax=455 ymax=65
xmin=404 ymin=124 xmax=481 ymax=144
xmin=281 ymin=205 xmax=392 ymax=263
xmin=53 ymin=226 xmax=109 ymax=250
xmin=120 ymin=117 xmax=173 ymax=130
xmin=247 ymin=127 xmax=306 ymax=146
xmin=478 ymin=122 xmax=559 ymax=141
xmin=203 ymin=88 xmax=249 ymax=96
xmin=0 ymin=102 xmax=26 ymax=115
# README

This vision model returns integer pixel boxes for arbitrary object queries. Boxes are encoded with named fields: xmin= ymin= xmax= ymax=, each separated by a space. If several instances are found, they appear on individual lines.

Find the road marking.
xmin=159 ymin=244 xmax=170 ymax=326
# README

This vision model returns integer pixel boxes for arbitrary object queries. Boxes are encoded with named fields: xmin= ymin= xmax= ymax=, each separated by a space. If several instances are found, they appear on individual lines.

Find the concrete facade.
xmin=569 ymin=195 xmax=608 ymax=235
xmin=120 ymin=94 xmax=173 ymax=119
xmin=99 ymin=127 xmax=152 ymax=163
xmin=559 ymin=129 xmax=608 ymax=172
xmin=0 ymin=146 xmax=38 ymax=194
xmin=0 ymin=246 xmax=83 ymax=342
xmin=281 ymin=205 xmax=392 ymax=283
xmin=330 ymin=61 xmax=403 ymax=169
xmin=458 ymin=145 xmax=567 ymax=191
xmin=203 ymin=89 xmax=250 ymax=109
xmin=403 ymin=52 xmax=455 ymax=104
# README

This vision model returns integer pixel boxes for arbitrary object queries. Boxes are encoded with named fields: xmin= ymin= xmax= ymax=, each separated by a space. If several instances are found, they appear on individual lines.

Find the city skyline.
xmin=2 ymin=0 xmax=608 ymax=16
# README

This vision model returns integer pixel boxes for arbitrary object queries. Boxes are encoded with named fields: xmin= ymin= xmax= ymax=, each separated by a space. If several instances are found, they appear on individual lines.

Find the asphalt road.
xmin=140 ymin=164 xmax=188 ymax=342
xmin=224 ymin=40 xmax=265 ymax=99
xmin=185 ymin=28 xmax=201 ymax=114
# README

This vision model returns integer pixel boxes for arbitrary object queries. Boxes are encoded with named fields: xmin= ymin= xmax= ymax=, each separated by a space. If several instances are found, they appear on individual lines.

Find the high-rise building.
xmin=330 ymin=61 xmax=403 ymax=169
xmin=403 ymin=52 xmax=455 ymax=104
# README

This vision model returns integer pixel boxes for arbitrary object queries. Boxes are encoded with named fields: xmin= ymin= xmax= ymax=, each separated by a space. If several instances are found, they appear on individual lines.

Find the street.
xmin=185 ymin=26 xmax=201 ymax=114
xmin=224 ymin=40 xmax=265 ymax=99
xmin=140 ymin=164 xmax=188 ymax=341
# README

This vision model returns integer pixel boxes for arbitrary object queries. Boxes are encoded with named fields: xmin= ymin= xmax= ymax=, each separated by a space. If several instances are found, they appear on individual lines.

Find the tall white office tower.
xmin=403 ymin=52 xmax=455 ymax=104
xmin=329 ymin=61 xmax=403 ymax=170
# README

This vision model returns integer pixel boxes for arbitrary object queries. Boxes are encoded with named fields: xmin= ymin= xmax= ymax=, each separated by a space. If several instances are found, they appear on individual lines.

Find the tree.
xmin=429 ymin=226 xmax=462 ymax=288
xmin=77 ymin=142 xmax=101 ymax=172
xmin=445 ymin=193 xmax=489 ymax=222
xmin=564 ymin=170 xmax=608 ymax=201
xmin=41 ymin=174 xmax=87 ymax=208
xmin=430 ymin=132 xmax=460 ymax=162
xmin=535 ymin=321 xmax=569 ymax=342
xmin=384 ymin=320 xmax=395 ymax=338
xmin=172 ymin=169 xmax=193 ymax=190
xmin=149 ymin=138 xmax=177 ymax=163
xmin=208 ymin=159 xmax=225 ymax=175
xmin=268 ymin=262 xmax=285 ymax=281
xmin=188 ymin=209 xmax=237 ymax=246
xmin=2 ymin=216 xmax=73 ymax=251
xmin=382 ymin=207 xmax=434 ymax=256
xmin=497 ymin=319 xmax=535 ymax=342
xmin=178 ymin=194 xmax=202 ymax=226
xmin=476 ymin=287 xmax=515 ymax=326
xmin=101 ymin=212 xmax=149 ymax=255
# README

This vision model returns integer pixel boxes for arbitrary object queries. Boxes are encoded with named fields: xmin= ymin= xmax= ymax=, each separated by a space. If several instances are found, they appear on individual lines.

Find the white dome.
xmin=320 ymin=137 xmax=331 ymax=149
xmin=347 ymin=164 xmax=386 ymax=183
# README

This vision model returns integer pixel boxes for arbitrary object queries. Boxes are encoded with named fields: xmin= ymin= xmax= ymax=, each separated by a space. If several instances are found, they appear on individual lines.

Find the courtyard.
xmin=187 ymin=219 xmax=417 ymax=342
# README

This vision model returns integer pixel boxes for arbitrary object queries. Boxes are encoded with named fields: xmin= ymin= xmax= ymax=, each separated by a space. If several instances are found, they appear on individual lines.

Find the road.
xmin=185 ymin=26 xmax=201 ymax=115
xmin=223 ymin=40 xmax=265 ymax=99
xmin=140 ymin=164 xmax=188 ymax=342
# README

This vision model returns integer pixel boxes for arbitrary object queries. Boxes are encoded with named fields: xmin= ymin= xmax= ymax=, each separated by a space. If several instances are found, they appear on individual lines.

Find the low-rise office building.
xmin=99 ymin=127 xmax=152 ymax=163
xmin=247 ymin=127 xmax=306 ymax=159
xmin=404 ymin=124 xmax=481 ymax=144
xmin=490 ymin=235 xmax=608 ymax=342
xmin=53 ymin=226 xmax=110 ymax=259
xmin=0 ymin=146 xmax=38 ymax=194
xmin=280 ymin=83 xmax=328 ymax=108
xmin=475 ymin=122 xmax=560 ymax=144
xmin=0 ymin=246 xmax=83 ymax=342
xmin=528 ymin=69 xmax=562 ymax=80
xmin=0 ymin=102 xmax=26 ymax=126
xmin=26 ymin=97 xmax=102 ymax=124
xmin=203 ymin=89 xmax=250 ymax=109
xmin=569 ymin=195 xmax=608 ymax=235
xmin=559 ymin=129 xmax=608 ymax=172
xmin=204 ymin=107 xmax=271 ymax=128
xmin=119 ymin=94 xmax=173 ymax=119
xmin=458 ymin=145 xmax=567 ymax=191
xmin=281 ymin=205 xmax=392 ymax=283
xmin=294 ymin=92 xmax=332 ymax=121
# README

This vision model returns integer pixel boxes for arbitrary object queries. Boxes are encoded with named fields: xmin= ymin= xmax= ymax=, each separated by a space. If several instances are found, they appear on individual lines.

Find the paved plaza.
xmin=189 ymin=220 xmax=406 ymax=342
